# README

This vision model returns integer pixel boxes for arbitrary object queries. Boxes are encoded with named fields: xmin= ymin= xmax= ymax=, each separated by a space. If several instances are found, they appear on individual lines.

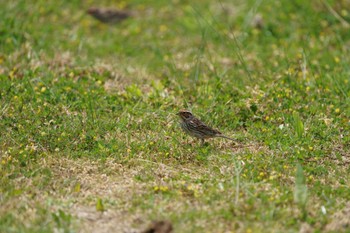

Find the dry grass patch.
xmin=325 ymin=202 xmax=350 ymax=232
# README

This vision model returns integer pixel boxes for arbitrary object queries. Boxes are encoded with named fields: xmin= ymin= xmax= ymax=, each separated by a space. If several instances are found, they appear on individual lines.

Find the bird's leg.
xmin=201 ymin=139 xmax=205 ymax=145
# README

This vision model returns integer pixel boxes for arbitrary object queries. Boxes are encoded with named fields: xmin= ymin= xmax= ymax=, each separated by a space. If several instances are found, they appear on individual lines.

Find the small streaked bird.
xmin=177 ymin=109 xmax=234 ymax=144
xmin=87 ymin=7 xmax=131 ymax=24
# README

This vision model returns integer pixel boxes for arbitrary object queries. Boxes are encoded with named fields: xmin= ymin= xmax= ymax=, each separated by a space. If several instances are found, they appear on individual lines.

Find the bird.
xmin=177 ymin=109 xmax=235 ymax=144
xmin=87 ymin=7 xmax=131 ymax=24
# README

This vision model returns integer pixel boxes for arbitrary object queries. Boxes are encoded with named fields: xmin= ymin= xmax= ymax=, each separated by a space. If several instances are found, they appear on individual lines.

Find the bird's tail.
xmin=217 ymin=134 xmax=235 ymax=141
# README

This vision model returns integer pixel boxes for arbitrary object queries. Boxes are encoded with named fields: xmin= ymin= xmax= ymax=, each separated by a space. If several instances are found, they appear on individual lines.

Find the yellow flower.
xmin=117 ymin=1 xmax=127 ymax=9
xmin=335 ymin=108 xmax=340 ymax=113
xmin=154 ymin=186 xmax=168 ymax=192
xmin=341 ymin=9 xmax=348 ymax=17
xmin=9 ymin=70 xmax=15 ymax=79
xmin=252 ymin=29 xmax=260 ymax=35
xmin=159 ymin=25 xmax=168 ymax=33
xmin=286 ymin=67 xmax=294 ymax=75
xmin=320 ymin=20 xmax=328 ymax=27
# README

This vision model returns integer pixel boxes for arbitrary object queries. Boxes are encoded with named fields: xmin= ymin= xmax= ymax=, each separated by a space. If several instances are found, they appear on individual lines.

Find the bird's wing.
xmin=189 ymin=118 xmax=221 ymax=136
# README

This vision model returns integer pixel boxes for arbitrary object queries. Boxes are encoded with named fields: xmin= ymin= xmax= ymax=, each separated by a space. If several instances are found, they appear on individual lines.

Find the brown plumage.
xmin=177 ymin=109 xmax=234 ymax=144
xmin=87 ymin=7 xmax=131 ymax=24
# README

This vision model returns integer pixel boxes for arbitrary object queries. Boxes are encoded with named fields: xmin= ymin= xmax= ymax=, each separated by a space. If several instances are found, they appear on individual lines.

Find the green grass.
xmin=1 ymin=0 xmax=350 ymax=232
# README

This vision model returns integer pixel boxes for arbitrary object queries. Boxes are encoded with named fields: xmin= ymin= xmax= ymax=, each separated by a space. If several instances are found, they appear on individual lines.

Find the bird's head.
xmin=87 ymin=7 xmax=100 ymax=15
xmin=177 ymin=109 xmax=193 ymax=121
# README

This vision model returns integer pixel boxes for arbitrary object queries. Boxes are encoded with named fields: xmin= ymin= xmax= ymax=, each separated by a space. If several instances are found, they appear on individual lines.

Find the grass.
xmin=0 ymin=0 xmax=350 ymax=232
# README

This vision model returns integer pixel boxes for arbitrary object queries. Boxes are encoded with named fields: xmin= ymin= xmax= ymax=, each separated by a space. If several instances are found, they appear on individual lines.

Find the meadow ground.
xmin=0 ymin=0 xmax=350 ymax=232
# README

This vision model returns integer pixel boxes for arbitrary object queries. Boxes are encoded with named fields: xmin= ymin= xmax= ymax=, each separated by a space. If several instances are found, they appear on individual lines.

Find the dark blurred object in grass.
xmin=87 ymin=7 xmax=131 ymax=24
xmin=252 ymin=14 xmax=264 ymax=29
xmin=141 ymin=220 xmax=173 ymax=233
